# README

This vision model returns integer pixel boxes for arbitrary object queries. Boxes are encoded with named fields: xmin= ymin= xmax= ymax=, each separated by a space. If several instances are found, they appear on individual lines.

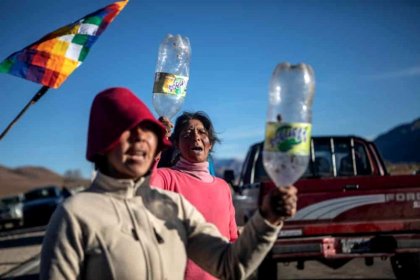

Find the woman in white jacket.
xmin=40 ymin=87 xmax=297 ymax=280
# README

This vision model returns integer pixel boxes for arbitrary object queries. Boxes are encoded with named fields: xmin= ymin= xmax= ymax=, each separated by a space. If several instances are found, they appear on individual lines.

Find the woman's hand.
xmin=260 ymin=186 xmax=297 ymax=225
xmin=158 ymin=116 xmax=174 ymax=138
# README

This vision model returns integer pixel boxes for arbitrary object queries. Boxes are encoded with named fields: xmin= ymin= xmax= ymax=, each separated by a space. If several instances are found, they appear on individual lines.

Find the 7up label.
xmin=264 ymin=122 xmax=311 ymax=155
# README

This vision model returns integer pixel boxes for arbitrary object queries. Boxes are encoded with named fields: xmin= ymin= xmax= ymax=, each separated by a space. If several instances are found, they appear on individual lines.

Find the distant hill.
xmin=213 ymin=158 xmax=243 ymax=179
xmin=374 ymin=117 xmax=420 ymax=163
xmin=0 ymin=165 xmax=90 ymax=197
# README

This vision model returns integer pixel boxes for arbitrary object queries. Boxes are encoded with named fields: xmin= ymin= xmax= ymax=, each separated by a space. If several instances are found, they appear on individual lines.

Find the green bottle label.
xmin=264 ymin=122 xmax=312 ymax=155
xmin=153 ymin=72 xmax=188 ymax=97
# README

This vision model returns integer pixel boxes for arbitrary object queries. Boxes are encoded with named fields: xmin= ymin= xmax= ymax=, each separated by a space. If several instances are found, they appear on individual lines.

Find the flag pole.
xmin=0 ymin=85 xmax=50 ymax=141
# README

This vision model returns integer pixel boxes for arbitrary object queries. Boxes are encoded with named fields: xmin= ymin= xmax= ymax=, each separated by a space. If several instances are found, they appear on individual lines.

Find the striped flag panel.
xmin=0 ymin=0 xmax=128 ymax=88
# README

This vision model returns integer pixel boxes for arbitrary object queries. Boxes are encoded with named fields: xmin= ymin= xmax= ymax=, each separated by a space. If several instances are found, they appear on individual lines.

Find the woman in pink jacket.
xmin=151 ymin=112 xmax=239 ymax=280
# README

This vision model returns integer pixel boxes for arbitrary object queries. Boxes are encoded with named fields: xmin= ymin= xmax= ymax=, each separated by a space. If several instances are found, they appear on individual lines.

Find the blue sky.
xmin=0 ymin=0 xmax=419 ymax=179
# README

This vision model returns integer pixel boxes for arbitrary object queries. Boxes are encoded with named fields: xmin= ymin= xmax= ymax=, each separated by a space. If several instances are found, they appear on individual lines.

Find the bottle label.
xmin=264 ymin=122 xmax=312 ymax=155
xmin=153 ymin=72 xmax=188 ymax=97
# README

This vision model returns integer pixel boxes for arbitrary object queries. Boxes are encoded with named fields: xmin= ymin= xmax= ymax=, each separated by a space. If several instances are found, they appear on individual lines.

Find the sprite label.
xmin=153 ymin=72 xmax=188 ymax=97
xmin=264 ymin=122 xmax=312 ymax=155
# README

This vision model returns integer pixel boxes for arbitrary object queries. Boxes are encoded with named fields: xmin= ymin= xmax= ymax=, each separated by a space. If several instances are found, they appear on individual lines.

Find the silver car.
xmin=0 ymin=194 xmax=24 ymax=229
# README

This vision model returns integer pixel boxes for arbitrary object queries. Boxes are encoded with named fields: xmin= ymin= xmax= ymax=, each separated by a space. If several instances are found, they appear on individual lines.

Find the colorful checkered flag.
xmin=0 ymin=0 xmax=128 ymax=140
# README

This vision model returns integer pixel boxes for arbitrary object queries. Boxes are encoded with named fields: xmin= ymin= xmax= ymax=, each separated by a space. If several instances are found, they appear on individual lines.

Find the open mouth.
xmin=191 ymin=146 xmax=203 ymax=153
xmin=127 ymin=149 xmax=147 ymax=161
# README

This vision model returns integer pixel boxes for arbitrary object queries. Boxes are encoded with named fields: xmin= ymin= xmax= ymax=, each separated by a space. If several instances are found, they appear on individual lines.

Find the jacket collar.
xmin=90 ymin=171 xmax=149 ymax=199
xmin=173 ymin=157 xmax=214 ymax=183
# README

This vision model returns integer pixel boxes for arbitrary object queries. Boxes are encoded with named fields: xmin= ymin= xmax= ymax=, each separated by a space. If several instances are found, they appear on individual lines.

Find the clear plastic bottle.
xmin=152 ymin=34 xmax=191 ymax=119
xmin=263 ymin=63 xmax=315 ymax=187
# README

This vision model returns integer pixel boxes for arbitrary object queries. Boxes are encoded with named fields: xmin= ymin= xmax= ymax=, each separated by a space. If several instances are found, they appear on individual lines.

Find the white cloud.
xmin=367 ymin=66 xmax=420 ymax=80
xmin=220 ymin=127 xmax=264 ymax=141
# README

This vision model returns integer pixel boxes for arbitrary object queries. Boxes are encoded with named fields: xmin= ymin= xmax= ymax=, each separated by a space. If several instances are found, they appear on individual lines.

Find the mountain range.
xmin=374 ymin=117 xmax=420 ymax=163
xmin=0 ymin=166 xmax=89 ymax=197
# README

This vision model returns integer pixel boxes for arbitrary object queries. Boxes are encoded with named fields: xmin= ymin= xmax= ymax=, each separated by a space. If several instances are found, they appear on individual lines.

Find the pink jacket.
xmin=151 ymin=159 xmax=239 ymax=280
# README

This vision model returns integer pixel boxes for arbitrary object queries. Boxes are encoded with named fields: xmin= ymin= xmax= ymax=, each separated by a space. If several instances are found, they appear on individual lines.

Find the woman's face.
xmin=105 ymin=122 xmax=159 ymax=179
xmin=177 ymin=119 xmax=212 ymax=163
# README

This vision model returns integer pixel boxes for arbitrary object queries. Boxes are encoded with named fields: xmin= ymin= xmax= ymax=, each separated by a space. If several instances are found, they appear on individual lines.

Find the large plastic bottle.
xmin=263 ymin=63 xmax=315 ymax=187
xmin=152 ymin=34 xmax=191 ymax=119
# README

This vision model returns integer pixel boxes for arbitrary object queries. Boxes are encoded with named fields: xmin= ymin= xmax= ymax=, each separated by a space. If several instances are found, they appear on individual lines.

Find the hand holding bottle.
xmin=260 ymin=185 xmax=298 ymax=225
xmin=158 ymin=116 xmax=174 ymax=138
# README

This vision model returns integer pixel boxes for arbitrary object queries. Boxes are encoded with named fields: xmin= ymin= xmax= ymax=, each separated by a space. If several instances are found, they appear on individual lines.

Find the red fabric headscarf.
xmin=86 ymin=87 xmax=171 ymax=162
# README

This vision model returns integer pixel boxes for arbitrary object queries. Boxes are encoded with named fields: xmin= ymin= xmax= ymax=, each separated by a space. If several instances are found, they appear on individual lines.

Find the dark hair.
xmin=171 ymin=111 xmax=220 ymax=151
xmin=93 ymin=155 xmax=107 ymax=172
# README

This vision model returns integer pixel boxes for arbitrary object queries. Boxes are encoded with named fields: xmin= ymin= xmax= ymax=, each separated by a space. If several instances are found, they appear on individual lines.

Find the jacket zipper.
xmin=124 ymin=199 xmax=154 ymax=279
xmin=143 ymin=210 xmax=166 ymax=279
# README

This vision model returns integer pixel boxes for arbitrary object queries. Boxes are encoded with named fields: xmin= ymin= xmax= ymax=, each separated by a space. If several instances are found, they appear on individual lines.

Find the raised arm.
xmin=183 ymin=185 xmax=297 ymax=279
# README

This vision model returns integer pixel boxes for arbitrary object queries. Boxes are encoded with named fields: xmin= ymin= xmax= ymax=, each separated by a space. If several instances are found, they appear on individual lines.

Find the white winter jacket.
xmin=40 ymin=172 xmax=281 ymax=280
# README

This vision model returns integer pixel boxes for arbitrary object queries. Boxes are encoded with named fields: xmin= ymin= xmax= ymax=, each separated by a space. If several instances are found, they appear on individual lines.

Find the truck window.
xmin=336 ymin=140 xmax=353 ymax=176
xmin=313 ymin=138 xmax=333 ymax=177
xmin=354 ymin=141 xmax=371 ymax=175
xmin=254 ymin=149 xmax=270 ymax=183
xmin=243 ymin=137 xmax=373 ymax=186
xmin=255 ymin=138 xmax=336 ymax=180
xmin=336 ymin=138 xmax=371 ymax=176
xmin=239 ymin=143 xmax=264 ymax=185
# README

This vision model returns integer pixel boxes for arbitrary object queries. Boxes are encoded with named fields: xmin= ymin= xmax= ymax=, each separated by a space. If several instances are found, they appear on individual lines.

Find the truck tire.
xmin=256 ymin=254 xmax=277 ymax=280
xmin=391 ymin=253 xmax=420 ymax=280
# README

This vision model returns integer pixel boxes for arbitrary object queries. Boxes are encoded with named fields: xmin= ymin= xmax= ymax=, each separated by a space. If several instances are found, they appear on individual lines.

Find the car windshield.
xmin=0 ymin=196 xmax=22 ymax=206
xmin=24 ymin=187 xmax=59 ymax=201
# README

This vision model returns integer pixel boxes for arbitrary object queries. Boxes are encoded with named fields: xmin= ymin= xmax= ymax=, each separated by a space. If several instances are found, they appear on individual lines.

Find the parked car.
xmin=0 ymin=194 xmax=24 ymax=229
xmin=22 ymin=185 xmax=72 ymax=227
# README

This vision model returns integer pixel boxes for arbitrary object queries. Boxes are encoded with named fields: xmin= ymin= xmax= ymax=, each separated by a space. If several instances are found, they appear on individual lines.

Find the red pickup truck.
xmin=226 ymin=136 xmax=420 ymax=280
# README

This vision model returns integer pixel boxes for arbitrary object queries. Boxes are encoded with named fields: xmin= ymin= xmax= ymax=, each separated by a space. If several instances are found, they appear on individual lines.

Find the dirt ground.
xmin=0 ymin=227 xmax=397 ymax=279
xmin=277 ymin=258 xmax=395 ymax=279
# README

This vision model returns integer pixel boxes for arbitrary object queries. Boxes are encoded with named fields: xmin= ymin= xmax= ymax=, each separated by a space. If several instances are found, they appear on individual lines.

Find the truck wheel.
xmin=256 ymin=255 xmax=277 ymax=280
xmin=391 ymin=253 xmax=420 ymax=280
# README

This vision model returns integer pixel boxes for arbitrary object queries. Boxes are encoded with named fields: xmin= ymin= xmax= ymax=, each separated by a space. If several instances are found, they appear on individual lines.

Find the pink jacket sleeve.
xmin=228 ymin=189 xmax=239 ymax=241
xmin=150 ymin=168 xmax=175 ymax=191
